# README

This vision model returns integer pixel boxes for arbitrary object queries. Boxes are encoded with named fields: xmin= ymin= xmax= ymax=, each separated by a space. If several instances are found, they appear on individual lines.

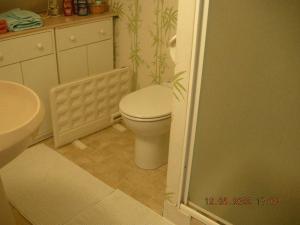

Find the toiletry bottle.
xmin=0 ymin=20 xmax=8 ymax=34
xmin=73 ymin=0 xmax=79 ymax=14
xmin=48 ymin=0 xmax=59 ymax=16
xmin=78 ymin=0 xmax=88 ymax=16
xmin=63 ymin=0 xmax=73 ymax=16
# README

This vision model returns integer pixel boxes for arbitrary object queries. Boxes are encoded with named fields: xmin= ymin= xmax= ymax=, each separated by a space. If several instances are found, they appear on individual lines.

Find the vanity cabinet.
xmin=0 ymin=30 xmax=59 ymax=141
xmin=22 ymin=55 xmax=59 ymax=138
xmin=0 ymin=64 xmax=23 ymax=83
xmin=56 ymin=18 xmax=114 ymax=83
xmin=57 ymin=46 xmax=88 ymax=83
xmin=0 ymin=15 xmax=115 ymax=142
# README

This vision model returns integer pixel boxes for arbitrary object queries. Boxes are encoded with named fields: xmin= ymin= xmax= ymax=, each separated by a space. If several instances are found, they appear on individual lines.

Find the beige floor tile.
xmin=13 ymin=126 xmax=167 ymax=225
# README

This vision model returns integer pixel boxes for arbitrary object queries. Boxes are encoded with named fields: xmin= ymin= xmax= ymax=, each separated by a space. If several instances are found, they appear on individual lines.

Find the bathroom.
xmin=0 ymin=0 xmax=299 ymax=225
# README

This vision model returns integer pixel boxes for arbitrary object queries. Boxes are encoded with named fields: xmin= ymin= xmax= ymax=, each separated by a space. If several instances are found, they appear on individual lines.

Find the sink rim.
xmin=0 ymin=80 xmax=41 ymax=135
xmin=0 ymin=81 xmax=44 ymax=152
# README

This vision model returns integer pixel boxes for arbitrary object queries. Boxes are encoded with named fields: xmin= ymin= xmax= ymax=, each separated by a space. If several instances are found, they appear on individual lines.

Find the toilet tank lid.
xmin=119 ymin=85 xmax=172 ymax=119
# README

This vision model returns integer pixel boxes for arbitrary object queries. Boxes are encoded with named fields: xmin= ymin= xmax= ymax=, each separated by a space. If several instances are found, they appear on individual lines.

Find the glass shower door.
xmin=187 ymin=1 xmax=300 ymax=224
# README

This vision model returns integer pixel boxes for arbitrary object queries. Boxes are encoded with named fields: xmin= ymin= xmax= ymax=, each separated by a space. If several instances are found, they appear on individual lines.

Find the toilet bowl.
xmin=119 ymin=85 xmax=172 ymax=169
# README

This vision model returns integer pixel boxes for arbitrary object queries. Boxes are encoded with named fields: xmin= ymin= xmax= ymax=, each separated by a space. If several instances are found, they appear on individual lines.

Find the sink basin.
xmin=0 ymin=81 xmax=44 ymax=168
xmin=0 ymin=80 xmax=44 ymax=225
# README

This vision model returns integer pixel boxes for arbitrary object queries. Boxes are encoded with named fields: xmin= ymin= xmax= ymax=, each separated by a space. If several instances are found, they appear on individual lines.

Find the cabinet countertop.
xmin=0 ymin=12 xmax=116 ymax=40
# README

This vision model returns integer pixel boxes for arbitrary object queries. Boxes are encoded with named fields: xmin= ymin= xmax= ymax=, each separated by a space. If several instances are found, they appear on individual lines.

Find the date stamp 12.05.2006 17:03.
xmin=205 ymin=196 xmax=280 ymax=206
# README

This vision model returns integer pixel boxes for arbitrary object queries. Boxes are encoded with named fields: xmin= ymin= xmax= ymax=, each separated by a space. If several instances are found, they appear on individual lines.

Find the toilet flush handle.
xmin=168 ymin=35 xmax=176 ymax=48
xmin=168 ymin=35 xmax=176 ymax=63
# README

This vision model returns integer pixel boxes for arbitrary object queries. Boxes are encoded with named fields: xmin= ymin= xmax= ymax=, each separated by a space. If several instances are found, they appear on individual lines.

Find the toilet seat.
xmin=120 ymin=111 xmax=171 ymax=122
xmin=119 ymin=85 xmax=172 ymax=122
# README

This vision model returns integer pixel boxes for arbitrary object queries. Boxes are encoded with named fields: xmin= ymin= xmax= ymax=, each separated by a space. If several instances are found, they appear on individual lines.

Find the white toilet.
xmin=119 ymin=85 xmax=172 ymax=169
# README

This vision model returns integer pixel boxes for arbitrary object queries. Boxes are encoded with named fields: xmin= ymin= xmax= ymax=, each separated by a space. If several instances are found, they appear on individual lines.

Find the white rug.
xmin=0 ymin=144 xmax=174 ymax=225
xmin=66 ymin=190 xmax=174 ymax=225
xmin=0 ymin=144 xmax=114 ymax=225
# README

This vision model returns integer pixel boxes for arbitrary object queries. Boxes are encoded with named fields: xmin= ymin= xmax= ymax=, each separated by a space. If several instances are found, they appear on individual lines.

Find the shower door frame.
xmin=174 ymin=0 xmax=229 ymax=224
xmin=165 ymin=0 xmax=228 ymax=224
xmin=178 ymin=0 xmax=209 ymax=206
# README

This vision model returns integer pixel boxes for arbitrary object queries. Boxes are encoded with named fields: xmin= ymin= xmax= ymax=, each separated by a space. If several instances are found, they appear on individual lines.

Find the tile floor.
xmin=12 ymin=126 xmax=167 ymax=225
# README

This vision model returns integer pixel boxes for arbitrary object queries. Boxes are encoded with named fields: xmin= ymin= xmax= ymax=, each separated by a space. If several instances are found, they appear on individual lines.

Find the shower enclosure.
xmin=180 ymin=0 xmax=300 ymax=224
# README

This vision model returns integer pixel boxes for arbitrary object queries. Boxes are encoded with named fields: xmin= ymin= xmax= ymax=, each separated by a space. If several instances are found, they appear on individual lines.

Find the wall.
xmin=165 ymin=0 xmax=198 ymax=205
xmin=0 ymin=0 xmax=48 ymax=13
xmin=110 ymin=0 xmax=178 ymax=88
xmin=163 ymin=0 xmax=199 ymax=223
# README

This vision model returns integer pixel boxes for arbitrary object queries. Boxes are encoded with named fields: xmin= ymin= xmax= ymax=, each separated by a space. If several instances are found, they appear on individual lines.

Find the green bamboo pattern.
xmin=127 ymin=0 xmax=142 ymax=90
xmin=171 ymin=71 xmax=186 ymax=101
xmin=149 ymin=0 xmax=177 ymax=84
xmin=109 ymin=0 xmax=184 ymax=100
xmin=164 ymin=191 xmax=175 ymax=202
xmin=110 ymin=0 xmax=142 ymax=90
xmin=110 ymin=0 xmax=124 ymax=16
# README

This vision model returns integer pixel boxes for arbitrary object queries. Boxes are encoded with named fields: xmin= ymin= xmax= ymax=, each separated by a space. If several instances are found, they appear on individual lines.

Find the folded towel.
xmin=0 ymin=8 xmax=43 ymax=32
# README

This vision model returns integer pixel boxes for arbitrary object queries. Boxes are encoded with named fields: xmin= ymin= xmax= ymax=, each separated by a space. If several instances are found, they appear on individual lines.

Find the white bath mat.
xmin=0 ymin=144 xmax=114 ymax=225
xmin=65 ymin=190 xmax=174 ymax=225
xmin=0 ymin=144 xmax=174 ymax=225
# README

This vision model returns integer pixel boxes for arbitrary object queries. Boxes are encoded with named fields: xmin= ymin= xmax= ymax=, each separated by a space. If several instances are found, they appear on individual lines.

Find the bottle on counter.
xmin=78 ymin=0 xmax=89 ymax=16
xmin=63 ymin=0 xmax=73 ymax=16
xmin=48 ymin=0 xmax=59 ymax=16
xmin=88 ymin=0 xmax=109 ymax=15
xmin=0 ymin=20 xmax=8 ymax=34
xmin=73 ymin=0 xmax=78 ymax=15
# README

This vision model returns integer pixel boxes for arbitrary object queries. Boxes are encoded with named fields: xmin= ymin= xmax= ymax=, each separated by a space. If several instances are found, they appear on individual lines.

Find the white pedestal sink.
xmin=0 ymin=81 xmax=44 ymax=225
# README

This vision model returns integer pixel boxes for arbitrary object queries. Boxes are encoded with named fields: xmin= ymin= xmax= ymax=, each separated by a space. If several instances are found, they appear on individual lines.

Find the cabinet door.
xmin=87 ymin=39 xmax=113 ymax=76
xmin=0 ymin=63 xmax=23 ymax=83
xmin=22 ymin=54 xmax=59 ymax=139
xmin=58 ymin=46 xmax=88 ymax=83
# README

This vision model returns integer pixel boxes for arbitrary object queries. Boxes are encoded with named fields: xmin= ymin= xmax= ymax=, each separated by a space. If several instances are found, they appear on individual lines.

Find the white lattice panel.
xmin=50 ymin=68 xmax=131 ymax=147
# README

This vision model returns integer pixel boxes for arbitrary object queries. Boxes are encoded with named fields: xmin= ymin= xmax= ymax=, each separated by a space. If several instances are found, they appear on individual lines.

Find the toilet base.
xmin=134 ymin=133 xmax=169 ymax=169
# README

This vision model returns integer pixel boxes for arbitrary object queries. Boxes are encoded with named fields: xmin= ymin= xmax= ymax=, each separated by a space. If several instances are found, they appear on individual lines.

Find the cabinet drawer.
xmin=0 ymin=31 xmax=54 ymax=67
xmin=0 ymin=63 xmax=23 ymax=83
xmin=88 ymin=39 xmax=113 ymax=75
xmin=0 ymin=38 xmax=19 ymax=67
xmin=58 ymin=46 xmax=88 ymax=83
xmin=17 ymin=32 xmax=54 ymax=62
xmin=56 ymin=19 xmax=112 ymax=51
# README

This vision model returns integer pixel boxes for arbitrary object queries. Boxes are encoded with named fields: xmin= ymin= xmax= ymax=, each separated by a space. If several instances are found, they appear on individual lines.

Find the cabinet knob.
xmin=99 ymin=29 xmax=105 ymax=35
xmin=0 ymin=53 xmax=3 ymax=61
xmin=69 ymin=35 xmax=76 ymax=42
xmin=37 ymin=43 xmax=44 ymax=50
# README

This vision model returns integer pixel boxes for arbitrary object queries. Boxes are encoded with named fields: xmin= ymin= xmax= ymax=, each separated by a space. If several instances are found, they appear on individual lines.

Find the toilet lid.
xmin=119 ymin=85 xmax=172 ymax=119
